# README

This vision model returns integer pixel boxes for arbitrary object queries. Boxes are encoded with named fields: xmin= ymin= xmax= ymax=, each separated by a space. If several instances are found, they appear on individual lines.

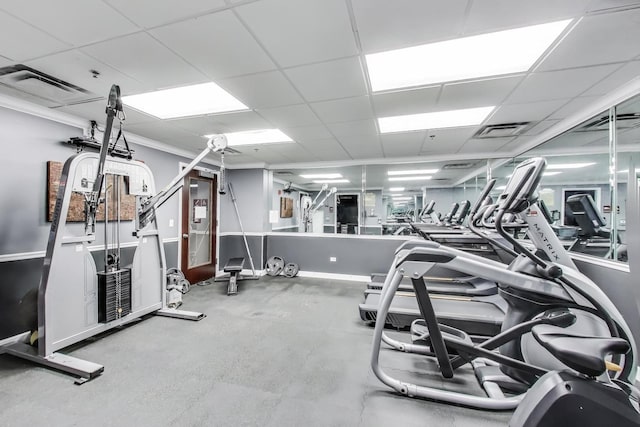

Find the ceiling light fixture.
xmin=313 ymin=179 xmax=349 ymax=184
xmin=366 ymin=19 xmax=572 ymax=92
xmin=379 ymin=106 xmax=494 ymax=133
xmin=546 ymin=162 xmax=596 ymax=170
xmin=300 ymin=173 xmax=343 ymax=179
xmin=389 ymin=187 xmax=405 ymax=191
xmin=123 ymin=82 xmax=248 ymax=119
xmin=204 ymin=129 xmax=293 ymax=146
xmin=543 ymin=171 xmax=562 ymax=176
xmin=388 ymin=169 xmax=438 ymax=176
xmin=388 ymin=176 xmax=432 ymax=182
xmin=392 ymin=196 xmax=412 ymax=201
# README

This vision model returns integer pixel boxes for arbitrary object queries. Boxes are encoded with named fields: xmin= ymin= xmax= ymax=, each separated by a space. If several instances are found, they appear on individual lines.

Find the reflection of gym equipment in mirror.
xmin=0 ymin=85 xmax=228 ymax=383
xmin=336 ymin=193 xmax=360 ymax=234
xmin=300 ymin=184 xmax=336 ymax=233
xmin=561 ymin=188 xmax=600 ymax=226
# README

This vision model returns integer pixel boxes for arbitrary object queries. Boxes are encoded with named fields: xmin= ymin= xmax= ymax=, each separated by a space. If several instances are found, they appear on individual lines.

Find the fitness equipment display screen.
xmin=498 ymin=157 xmax=546 ymax=211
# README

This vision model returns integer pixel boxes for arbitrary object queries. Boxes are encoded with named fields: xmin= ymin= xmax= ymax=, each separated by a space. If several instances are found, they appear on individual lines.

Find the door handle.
xmin=182 ymin=234 xmax=189 ymax=239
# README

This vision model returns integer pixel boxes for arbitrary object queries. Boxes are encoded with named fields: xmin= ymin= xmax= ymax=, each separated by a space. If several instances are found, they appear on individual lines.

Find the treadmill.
xmin=359 ymin=180 xmax=519 ymax=337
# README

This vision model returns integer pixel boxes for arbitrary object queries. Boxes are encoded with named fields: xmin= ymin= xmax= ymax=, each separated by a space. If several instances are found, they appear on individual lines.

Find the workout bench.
xmin=224 ymin=257 xmax=245 ymax=295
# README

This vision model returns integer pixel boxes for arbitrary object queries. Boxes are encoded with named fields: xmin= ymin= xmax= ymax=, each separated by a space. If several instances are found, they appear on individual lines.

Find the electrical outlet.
xmin=169 ymin=219 xmax=175 ymax=227
xmin=329 ymin=257 xmax=337 ymax=262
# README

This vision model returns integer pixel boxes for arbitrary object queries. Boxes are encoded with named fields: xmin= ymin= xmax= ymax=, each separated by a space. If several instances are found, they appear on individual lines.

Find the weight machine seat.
xmin=532 ymin=326 xmax=630 ymax=377
xmin=224 ymin=257 xmax=245 ymax=273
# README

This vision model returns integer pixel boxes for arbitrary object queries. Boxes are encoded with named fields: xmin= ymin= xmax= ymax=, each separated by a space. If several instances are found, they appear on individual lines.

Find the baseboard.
xmin=296 ymin=270 xmax=370 ymax=282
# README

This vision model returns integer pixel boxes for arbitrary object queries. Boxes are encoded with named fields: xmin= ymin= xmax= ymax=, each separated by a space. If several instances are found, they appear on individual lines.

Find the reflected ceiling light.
xmin=389 ymin=176 xmax=432 ymax=182
xmin=313 ymin=179 xmax=349 ymax=184
xmin=366 ymin=20 xmax=572 ymax=92
xmin=546 ymin=162 xmax=596 ymax=170
xmin=543 ymin=171 xmax=562 ymax=176
xmin=204 ymin=129 xmax=293 ymax=146
xmin=392 ymin=196 xmax=412 ymax=200
xmin=496 ymin=185 xmax=507 ymax=191
xmin=617 ymin=168 xmax=640 ymax=174
xmin=379 ymin=106 xmax=494 ymax=133
xmin=388 ymin=169 xmax=438 ymax=176
xmin=389 ymin=187 xmax=405 ymax=191
xmin=300 ymin=173 xmax=342 ymax=179
xmin=123 ymin=82 xmax=248 ymax=119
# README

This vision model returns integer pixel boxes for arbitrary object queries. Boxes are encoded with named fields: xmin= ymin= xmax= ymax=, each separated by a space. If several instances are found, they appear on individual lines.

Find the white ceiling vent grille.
xmin=442 ymin=162 xmax=476 ymax=170
xmin=0 ymin=64 xmax=93 ymax=105
xmin=579 ymin=113 xmax=640 ymax=131
xmin=474 ymin=122 xmax=531 ymax=139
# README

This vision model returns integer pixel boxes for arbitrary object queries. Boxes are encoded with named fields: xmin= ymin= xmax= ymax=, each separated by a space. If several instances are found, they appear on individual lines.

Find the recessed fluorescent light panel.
xmin=205 ymin=129 xmax=293 ymax=146
xmin=543 ymin=171 xmax=562 ymax=176
xmin=388 ymin=169 xmax=438 ymax=176
xmin=300 ymin=173 xmax=342 ymax=179
xmin=313 ymin=179 xmax=349 ymax=184
xmin=379 ymin=107 xmax=494 ymax=133
xmin=546 ymin=162 xmax=596 ymax=170
xmin=122 ymin=82 xmax=248 ymax=119
xmin=366 ymin=20 xmax=572 ymax=92
xmin=389 ymin=176 xmax=432 ymax=182
xmin=389 ymin=187 xmax=405 ymax=192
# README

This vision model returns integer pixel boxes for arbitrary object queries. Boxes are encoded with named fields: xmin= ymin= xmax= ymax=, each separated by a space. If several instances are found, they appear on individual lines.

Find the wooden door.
xmin=181 ymin=170 xmax=217 ymax=283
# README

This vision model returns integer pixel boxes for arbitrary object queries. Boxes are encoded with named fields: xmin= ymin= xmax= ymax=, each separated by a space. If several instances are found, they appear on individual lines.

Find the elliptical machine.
xmin=370 ymin=157 xmax=637 ymax=411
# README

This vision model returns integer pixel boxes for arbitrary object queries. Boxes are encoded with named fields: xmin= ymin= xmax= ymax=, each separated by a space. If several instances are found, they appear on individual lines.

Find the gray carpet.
xmin=0 ymin=276 xmax=512 ymax=426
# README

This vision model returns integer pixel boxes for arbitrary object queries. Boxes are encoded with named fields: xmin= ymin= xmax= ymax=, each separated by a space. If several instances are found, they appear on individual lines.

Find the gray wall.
xmin=218 ymin=235 xmax=265 ymax=270
xmin=266 ymin=235 xmax=409 ymax=276
xmin=219 ymin=169 xmax=269 ymax=233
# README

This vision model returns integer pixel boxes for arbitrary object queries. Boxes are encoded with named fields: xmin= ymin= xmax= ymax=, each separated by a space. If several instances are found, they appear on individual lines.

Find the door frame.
xmin=334 ymin=192 xmax=361 ymax=234
xmin=177 ymin=163 xmax=221 ymax=276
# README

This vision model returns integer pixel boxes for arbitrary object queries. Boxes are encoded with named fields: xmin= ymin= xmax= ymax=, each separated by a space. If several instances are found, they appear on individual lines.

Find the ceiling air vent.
xmin=0 ymin=64 xmax=92 ymax=104
xmin=275 ymin=171 xmax=294 ymax=176
xmin=443 ymin=162 xmax=476 ymax=170
xmin=474 ymin=122 xmax=531 ymax=138
xmin=579 ymin=113 xmax=640 ymax=131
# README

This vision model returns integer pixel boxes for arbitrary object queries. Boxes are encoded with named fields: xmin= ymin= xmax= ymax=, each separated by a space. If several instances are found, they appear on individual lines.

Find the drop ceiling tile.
xmin=257 ymin=104 xmax=321 ymax=128
xmin=310 ymin=96 xmax=374 ymax=124
xmin=104 ymin=0 xmax=227 ymax=28
xmin=150 ymin=11 xmax=276 ymax=80
xmin=489 ymin=99 xmax=569 ymax=123
xmin=314 ymin=151 xmax=353 ymax=162
xmin=522 ymin=119 xmax=561 ymax=136
xmin=236 ymin=0 xmax=358 ymax=67
xmin=351 ymin=0 xmax=468 ymax=53
xmin=506 ymin=64 xmax=619 ymax=104
xmin=549 ymin=95 xmax=602 ymax=120
xmin=82 ymin=33 xmax=206 ymax=91
xmin=464 ymin=0 xmax=588 ymax=34
xmin=335 ymin=134 xmax=380 ymax=149
xmin=587 ymin=0 xmax=640 ymax=11
xmin=0 ymin=11 xmax=70 ymax=61
xmin=373 ymin=86 xmax=440 ymax=117
xmin=284 ymin=57 xmax=367 ymax=102
xmin=327 ymin=119 xmax=378 ymax=138
xmin=172 ymin=110 xmax=271 ymax=135
xmin=538 ymin=9 xmax=640 ymax=71
xmin=583 ymin=61 xmax=640 ymax=96
xmin=381 ymin=133 xmax=424 ymax=157
xmin=218 ymin=71 xmax=302 ymax=109
xmin=25 ymin=50 xmax=147 ymax=97
xmin=298 ymin=137 xmax=344 ymax=151
xmin=438 ymin=76 xmax=524 ymax=109
xmin=344 ymin=144 xmax=384 ymax=159
xmin=281 ymin=125 xmax=333 ymax=142
xmin=1 ymin=0 xmax=138 ymax=46
xmin=125 ymin=121 xmax=205 ymax=148
xmin=0 ymin=55 xmax=12 ymax=67
xmin=421 ymin=127 xmax=478 ymax=149
xmin=55 ymin=99 xmax=157 ymax=125
xmin=455 ymin=137 xmax=514 ymax=154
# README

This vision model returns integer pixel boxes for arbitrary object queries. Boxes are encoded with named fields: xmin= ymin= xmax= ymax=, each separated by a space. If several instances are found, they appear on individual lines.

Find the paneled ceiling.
xmin=1 ymin=0 xmax=640 ymax=176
